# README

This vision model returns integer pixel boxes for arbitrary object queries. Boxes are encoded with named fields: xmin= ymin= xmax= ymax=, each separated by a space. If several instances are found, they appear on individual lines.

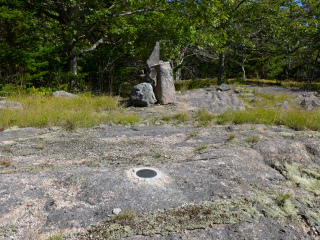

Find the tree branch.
xmin=111 ymin=8 xmax=156 ymax=17
xmin=108 ymin=0 xmax=125 ymax=10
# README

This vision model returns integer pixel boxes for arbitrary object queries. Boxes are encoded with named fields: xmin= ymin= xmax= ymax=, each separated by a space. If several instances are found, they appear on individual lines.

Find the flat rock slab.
xmin=177 ymin=88 xmax=245 ymax=113
xmin=0 ymin=125 xmax=320 ymax=239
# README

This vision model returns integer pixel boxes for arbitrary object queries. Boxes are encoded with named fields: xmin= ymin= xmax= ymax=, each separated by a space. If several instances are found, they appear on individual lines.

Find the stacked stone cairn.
xmin=130 ymin=42 xmax=176 ymax=107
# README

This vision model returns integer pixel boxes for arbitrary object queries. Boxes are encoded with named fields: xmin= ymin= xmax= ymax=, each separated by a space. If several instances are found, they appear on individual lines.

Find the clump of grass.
xmin=228 ymin=134 xmax=236 ymax=141
xmin=246 ymin=135 xmax=259 ymax=144
xmin=194 ymin=109 xmax=214 ymax=126
xmin=114 ymin=209 xmax=135 ymax=224
xmin=0 ymin=156 xmax=12 ymax=167
xmin=276 ymin=190 xmax=292 ymax=209
xmin=47 ymin=232 xmax=65 ymax=240
xmin=187 ymin=130 xmax=199 ymax=139
xmin=0 ymin=95 xmax=140 ymax=129
xmin=216 ymin=108 xmax=320 ymax=131
xmin=161 ymin=115 xmax=172 ymax=123
xmin=173 ymin=112 xmax=189 ymax=123
xmin=196 ymin=144 xmax=207 ymax=151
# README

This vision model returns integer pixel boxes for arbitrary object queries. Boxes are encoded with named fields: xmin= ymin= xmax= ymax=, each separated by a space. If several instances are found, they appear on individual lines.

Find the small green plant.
xmin=0 ymin=156 xmax=12 ymax=167
xmin=155 ymin=153 xmax=161 ymax=158
xmin=194 ymin=109 xmax=214 ymax=126
xmin=196 ymin=144 xmax=207 ymax=151
xmin=246 ymin=135 xmax=259 ymax=144
xmin=47 ymin=232 xmax=64 ymax=240
xmin=162 ymin=115 xmax=172 ymax=122
xmin=228 ymin=134 xmax=236 ymax=141
xmin=276 ymin=190 xmax=292 ymax=209
xmin=114 ymin=209 xmax=135 ymax=224
xmin=173 ymin=112 xmax=189 ymax=123
xmin=187 ymin=130 xmax=199 ymax=139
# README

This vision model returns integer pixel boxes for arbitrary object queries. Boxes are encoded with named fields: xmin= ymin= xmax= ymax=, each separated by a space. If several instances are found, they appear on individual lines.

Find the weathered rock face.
xmin=177 ymin=88 xmax=245 ymax=113
xmin=145 ymin=67 xmax=157 ymax=88
xmin=0 ymin=101 xmax=22 ymax=109
xmin=130 ymin=83 xmax=157 ymax=107
xmin=153 ymin=62 xmax=176 ymax=105
xmin=254 ymin=139 xmax=312 ymax=168
xmin=147 ymin=42 xmax=160 ymax=68
xmin=52 ymin=90 xmax=78 ymax=98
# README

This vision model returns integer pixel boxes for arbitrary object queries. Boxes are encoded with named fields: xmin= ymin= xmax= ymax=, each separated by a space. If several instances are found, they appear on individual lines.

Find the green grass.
xmin=216 ymin=108 xmax=320 ymax=131
xmin=194 ymin=109 xmax=215 ymax=127
xmin=173 ymin=112 xmax=189 ymax=123
xmin=246 ymin=135 xmax=259 ymax=144
xmin=0 ymin=95 xmax=140 ymax=129
xmin=196 ymin=144 xmax=207 ymax=151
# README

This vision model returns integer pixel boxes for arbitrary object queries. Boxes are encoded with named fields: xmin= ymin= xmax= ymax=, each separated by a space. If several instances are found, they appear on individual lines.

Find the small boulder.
xmin=53 ymin=91 xmax=78 ymax=98
xmin=276 ymin=101 xmax=289 ymax=110
xmin=0 ymin=101 xmax=22 ymax=109
xmin=217 ymin=83 xmax=232 ymax=91
xmin=130 ymin=83 xmax=157 ymax=107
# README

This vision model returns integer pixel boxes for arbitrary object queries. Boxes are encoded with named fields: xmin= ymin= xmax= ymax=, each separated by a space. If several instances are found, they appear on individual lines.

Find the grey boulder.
xmin=217 ymin=83 xmax=232 ymax=91
xmin=53 ymin=91 xmax=78 ymax=98
xmin=0 ymin=101 xmax=22 ymax=109
xmin=130 ymin=83 xmax=157 ymax=107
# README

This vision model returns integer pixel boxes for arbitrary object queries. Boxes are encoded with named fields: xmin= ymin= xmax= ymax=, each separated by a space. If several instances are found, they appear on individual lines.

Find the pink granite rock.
xmin=153 ymin=62 xmax=176 ymax=104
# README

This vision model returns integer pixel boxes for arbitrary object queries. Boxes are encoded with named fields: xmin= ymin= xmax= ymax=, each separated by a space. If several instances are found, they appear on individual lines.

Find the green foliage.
xmin=276 ymin=191 xmax=292 ymax=209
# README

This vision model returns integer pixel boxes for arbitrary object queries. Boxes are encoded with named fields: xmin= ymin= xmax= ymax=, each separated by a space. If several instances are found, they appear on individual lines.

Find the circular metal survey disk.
xmin=132 ymin=167 xmax=161 ymax=181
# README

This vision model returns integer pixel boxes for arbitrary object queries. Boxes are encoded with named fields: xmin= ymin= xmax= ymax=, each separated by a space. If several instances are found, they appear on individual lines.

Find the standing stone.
xmin=130 ymin=82 xmax=157 ymax=107
xmin=147 ymin=42 xmax=160 ymax=68
xmin=154 ymin=62 xmax=176 ymax=104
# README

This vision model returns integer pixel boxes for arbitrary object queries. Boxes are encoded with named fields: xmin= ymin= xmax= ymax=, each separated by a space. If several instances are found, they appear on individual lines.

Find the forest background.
xmin=0 ymin=0 xmax=319 ymax=96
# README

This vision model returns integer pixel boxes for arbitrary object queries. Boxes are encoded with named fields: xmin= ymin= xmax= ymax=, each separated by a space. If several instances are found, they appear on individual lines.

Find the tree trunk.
xmin=241 ymin=53 xmax=247 ymax=79
xmin=68 ymin=53 xmax=78 ymax=75
xmin=218 ymin=52 xmax=225 ymax=84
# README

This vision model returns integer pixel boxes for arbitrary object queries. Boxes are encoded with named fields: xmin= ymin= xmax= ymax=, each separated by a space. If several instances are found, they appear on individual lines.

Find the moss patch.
xmin=77 ymin=191 xmax=303 ymax=240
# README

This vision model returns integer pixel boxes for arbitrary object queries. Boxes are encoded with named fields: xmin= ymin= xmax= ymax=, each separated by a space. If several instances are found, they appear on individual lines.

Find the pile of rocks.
xmin=296 ymin=92 xmax=320 ymax=110
xmin=130 ymin=42 xmax=176 ymax=107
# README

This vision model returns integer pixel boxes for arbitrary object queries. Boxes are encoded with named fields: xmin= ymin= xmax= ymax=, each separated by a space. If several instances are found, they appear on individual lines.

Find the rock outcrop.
xmin=177 ymin=88 xmax=245 ymax=113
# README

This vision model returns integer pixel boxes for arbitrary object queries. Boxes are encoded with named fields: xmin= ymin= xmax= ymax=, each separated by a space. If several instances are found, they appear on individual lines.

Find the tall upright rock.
xmin=153 ymin=62 xmax=176 ymax=105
